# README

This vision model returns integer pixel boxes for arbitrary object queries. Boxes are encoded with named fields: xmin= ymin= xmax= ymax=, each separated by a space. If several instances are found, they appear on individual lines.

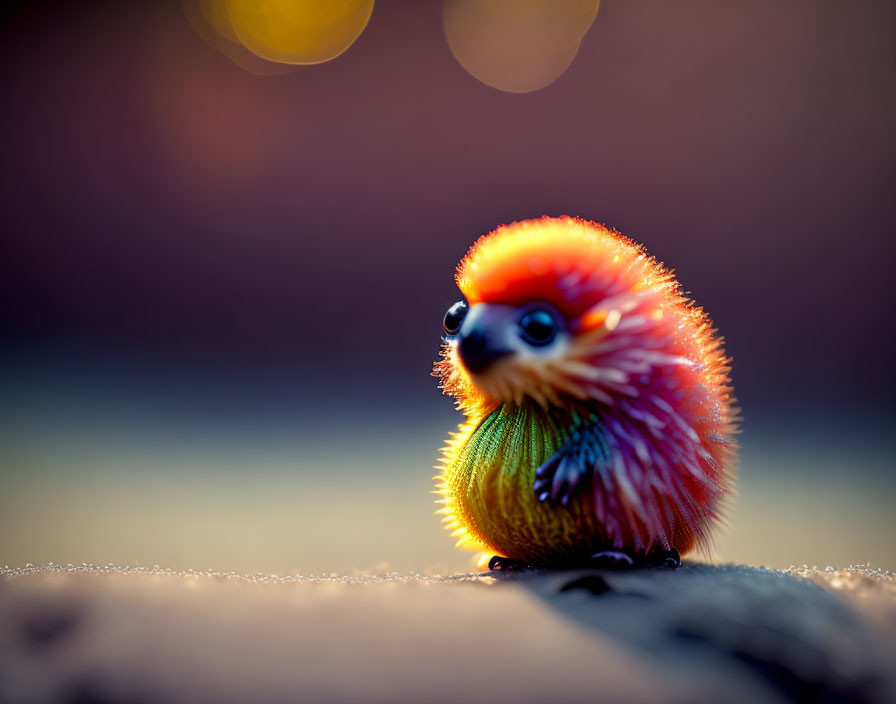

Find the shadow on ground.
xmin=507 ymin=563 xmax=895 ymax=704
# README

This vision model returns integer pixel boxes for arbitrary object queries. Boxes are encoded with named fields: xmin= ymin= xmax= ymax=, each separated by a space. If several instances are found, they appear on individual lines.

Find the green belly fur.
xmin=448 ymin=401 xmax=608 ymax=564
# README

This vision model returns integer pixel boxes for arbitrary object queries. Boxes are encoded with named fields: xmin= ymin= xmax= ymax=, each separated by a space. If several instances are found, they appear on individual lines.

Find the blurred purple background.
xmin=1 ymin=0 xmax=893 ymax=574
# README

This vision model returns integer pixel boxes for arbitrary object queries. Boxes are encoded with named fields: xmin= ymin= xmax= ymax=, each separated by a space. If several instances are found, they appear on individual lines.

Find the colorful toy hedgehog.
xmin=433 ymin=217 xmax=737 ymax=569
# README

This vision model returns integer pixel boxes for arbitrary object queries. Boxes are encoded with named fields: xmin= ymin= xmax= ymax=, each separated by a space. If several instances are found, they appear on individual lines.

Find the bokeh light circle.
xmin=224 ymin=0 xmax=375 ymax=66
xmin=443 ymin=0 xmax=600 ymax=93
xmin=183 ymin=0 xmax=298 ymax=75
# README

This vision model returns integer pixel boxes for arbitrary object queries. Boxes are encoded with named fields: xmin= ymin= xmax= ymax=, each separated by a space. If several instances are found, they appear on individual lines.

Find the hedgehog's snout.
xmin=457 ymin=304 xmax=514 ymax=374
xmin=458 ymin=327 xmax=511 ymax=374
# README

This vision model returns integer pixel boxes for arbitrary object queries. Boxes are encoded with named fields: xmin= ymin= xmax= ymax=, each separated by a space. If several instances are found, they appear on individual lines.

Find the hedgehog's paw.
xmin=487 ymin=556 xmax=529 ymax=572
xmin=533 ymin=449 xmax=590 ymax=506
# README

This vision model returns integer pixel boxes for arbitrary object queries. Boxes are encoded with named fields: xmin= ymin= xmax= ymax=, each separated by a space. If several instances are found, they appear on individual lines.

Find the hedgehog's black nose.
xmin=458 ymin=328 xmax=511 ymax=373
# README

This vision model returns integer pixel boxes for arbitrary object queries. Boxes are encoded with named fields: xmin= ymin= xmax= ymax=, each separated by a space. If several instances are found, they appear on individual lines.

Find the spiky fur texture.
xmin=434 ymin=217 xmax=737 ymax=563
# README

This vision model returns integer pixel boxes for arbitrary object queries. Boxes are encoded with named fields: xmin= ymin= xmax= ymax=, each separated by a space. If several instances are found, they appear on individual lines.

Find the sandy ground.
xmin=0 ymin=563 xmax=893 ymax=704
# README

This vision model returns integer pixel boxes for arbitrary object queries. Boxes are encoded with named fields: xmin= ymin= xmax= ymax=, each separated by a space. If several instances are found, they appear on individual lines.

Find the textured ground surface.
xmin=0 ymin=563 xmax=894 ymax=704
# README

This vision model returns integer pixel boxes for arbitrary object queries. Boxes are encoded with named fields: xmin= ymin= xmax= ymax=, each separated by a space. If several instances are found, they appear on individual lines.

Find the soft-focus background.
xmin=1 ymin=0 xmax=893 ymax=575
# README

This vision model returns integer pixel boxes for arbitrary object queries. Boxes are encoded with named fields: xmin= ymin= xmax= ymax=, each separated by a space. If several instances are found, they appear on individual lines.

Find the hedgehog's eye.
xmin=518 ymin=309 xmax=558 ymax=347
xmin=443 ymin=300 xmax=468 ymax=336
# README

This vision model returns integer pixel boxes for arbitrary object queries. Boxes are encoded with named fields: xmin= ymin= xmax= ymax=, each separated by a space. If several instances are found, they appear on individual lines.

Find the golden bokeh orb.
xmin=183 ymin=0 xmax=297 ymax=75
xmin=224 ymin=0 xmax=375 ymax=66
xmin=183 ymin=0 xmax=374 ymax=71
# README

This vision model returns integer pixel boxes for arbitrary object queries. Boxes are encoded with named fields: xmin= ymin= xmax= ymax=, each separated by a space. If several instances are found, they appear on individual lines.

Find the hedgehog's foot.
xmin=587 ymin=550 xmax=636 ymax=569
xmin=586 ymin=547 xmax=680 ymax=570
xmin=487 ymin=556 xmax=529 ymax=572
xmin=645 ymin=547 xmax=681 ymax=569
